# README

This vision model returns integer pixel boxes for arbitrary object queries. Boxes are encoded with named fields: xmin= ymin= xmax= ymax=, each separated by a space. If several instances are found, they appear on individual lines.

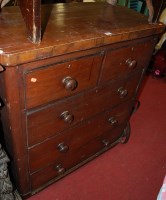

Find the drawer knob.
xmin=102 ymin=139 xmax=110 ymax=147
xmin=126 ymin=59 xmax=137 ymax=69
xmin=117 ymin=87 xmax=128 ymax=98
xmin=62 ymin=76 xmax=78 ymax=91
xmin=57 ymin=143 xmax=69 ymax=153
xmin=60 ymin=111 xmax=74 ymax=124
xmin=55 ymin=164 xmax=66 ymax=174
xmin=108 ymin=117 xmax=118 ymax=125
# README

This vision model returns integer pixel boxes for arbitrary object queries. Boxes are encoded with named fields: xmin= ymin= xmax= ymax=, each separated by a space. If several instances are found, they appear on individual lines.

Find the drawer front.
xmin=25 ymin=53 xmax=103 ymax=109
xmin=27 ymin=69 xmax=143 ymax=146
xmin=30 ymin=125 xmax=125 ymax=191
xmin=28 ymin=100 xmax=133 ymax=173
xmin=100 ymin=39 xmax=155 ymax=83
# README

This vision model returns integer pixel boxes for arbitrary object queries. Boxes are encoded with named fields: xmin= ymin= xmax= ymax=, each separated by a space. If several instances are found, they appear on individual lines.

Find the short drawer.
xmin=100 ymin=39 xmax=155 ymax=83
xmin=27 ymin=69 xmax=142 ymax=146
xmin=30 ymin=125 xmax=125 ymax=191
xmin=28 ymin=100 xmax=133 ymax=173
xmin=25 ymin=53 xmax=103 ymax=109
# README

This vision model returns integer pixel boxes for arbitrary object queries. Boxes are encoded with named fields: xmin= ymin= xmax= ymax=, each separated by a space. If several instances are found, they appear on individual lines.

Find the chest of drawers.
xmin=0 ymin=2 xmax=165 ymax=199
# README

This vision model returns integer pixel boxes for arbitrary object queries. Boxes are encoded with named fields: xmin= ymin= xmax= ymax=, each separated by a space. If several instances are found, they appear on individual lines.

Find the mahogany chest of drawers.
xmin=0 ymin=2 xmax=164 ymax=199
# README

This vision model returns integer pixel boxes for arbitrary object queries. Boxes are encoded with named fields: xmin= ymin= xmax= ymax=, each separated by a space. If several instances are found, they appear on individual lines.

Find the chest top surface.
xmin=0 ymin=2 xmax=165 ymax=66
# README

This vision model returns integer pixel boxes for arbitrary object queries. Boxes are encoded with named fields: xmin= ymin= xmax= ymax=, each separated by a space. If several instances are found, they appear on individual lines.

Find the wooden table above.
xmin=0 ymin=2 xmax=165 ymax=66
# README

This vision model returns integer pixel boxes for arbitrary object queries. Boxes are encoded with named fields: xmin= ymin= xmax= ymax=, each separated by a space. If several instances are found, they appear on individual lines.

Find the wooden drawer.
xmin=27 ymin=69 xmax=143 ymax=146
xmin=28 ymin=100 xmax=133 ymax=173
xmin=100 ymin=39 xmax=155 ymax=83
xmin=30 ymin=125 xmax=125 ymax=191
xmin=24 ymin=53 xmax=103 ymax=109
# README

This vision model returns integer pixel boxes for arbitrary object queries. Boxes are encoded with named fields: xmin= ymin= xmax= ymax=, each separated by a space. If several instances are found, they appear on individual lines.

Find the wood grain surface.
xmin=0 ymin=3 xmax=165 ymax=66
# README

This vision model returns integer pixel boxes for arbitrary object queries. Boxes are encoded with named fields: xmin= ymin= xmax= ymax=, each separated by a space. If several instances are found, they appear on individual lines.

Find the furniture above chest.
xmin=0 ymin=2 xmax=165 ymax=199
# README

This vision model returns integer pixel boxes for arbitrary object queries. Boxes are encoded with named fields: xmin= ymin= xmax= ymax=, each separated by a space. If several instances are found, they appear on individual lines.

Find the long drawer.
xmin=30 ymin=124 xmax=126 ymax=191
xmin=27 ymin=69 xmax=143 ymax=146
xmin=28 ymin=100 xmax=134 ymax=173
xmin=24 ymin=53 xmax=103 ymax=109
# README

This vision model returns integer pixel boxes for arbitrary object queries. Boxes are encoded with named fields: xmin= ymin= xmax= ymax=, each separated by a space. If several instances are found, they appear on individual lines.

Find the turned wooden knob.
xmin=102 ymin=139 xmax=110 ymax=147
xmin=60 ymin=111 xmax=74 ymax=124
xmin=57 ymin=143 xmax=69 ymax=153
xmin=108 ymin=117 xmax=118 ymax=125
xmin=126 ymin=58 xmax=137 ymax=69
xmin=55 ymin=164 xmax=66 ymax=174
xmin=62 ymin=76 xmax=78 ymax=91
xmin=117 ymin=87 xmax=128 ymax=98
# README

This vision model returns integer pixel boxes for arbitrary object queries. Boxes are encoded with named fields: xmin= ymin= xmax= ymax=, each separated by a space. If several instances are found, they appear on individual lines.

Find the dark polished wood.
xmin=17 ymin=0 xmax=41 ymax=44
xmin=29 ymin=100 xmax=133 ymax=173
xmin=25 ymin=53 xmax=103 ymax=108
xmin=99 ymin=38 xmax=157 ymax=83
xmin=27 ymin=69 xmax=142 ymax=146
xmin=0 ymin=2 xmax=165 ymax=199
xmin=30 ymin=124 xmax=125 ymax=191
xmin=0 ymin=3 xmax=164 ymax=66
